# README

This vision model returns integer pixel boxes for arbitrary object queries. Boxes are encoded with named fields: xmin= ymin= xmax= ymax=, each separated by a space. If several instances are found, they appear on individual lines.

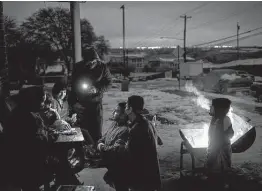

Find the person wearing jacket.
xmin=125 ymin=95 xmax=162 ymax=191
xmin=52 ymin=81 xmax=77 ymax=126
xmin=97 ymin=102 xmax=129 ymax=191
xmin=206 ymin=98 xmax=234 ymax=189
xmin=69 ymin=47 xmax=112 ymax=144
xmin=141 ymin=109 xmax=163 ymax=146
xmin=1 ymin=86 xmax=53 ymax=191
xmin=51 ymin=81 xmax=94 ymax=146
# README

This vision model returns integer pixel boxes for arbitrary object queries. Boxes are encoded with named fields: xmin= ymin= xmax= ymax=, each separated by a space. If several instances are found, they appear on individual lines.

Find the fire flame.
xmin=184 ymin=81 xmax=253 ymax=148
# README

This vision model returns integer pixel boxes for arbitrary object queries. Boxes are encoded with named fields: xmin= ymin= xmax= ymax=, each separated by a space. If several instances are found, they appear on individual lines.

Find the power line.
xmin=184 ymin=2 xmax=211 ymax=15
xmin=131 ymin=2 xmax=210 ymax=48
xmin=212 ymin=31 xmax=262 ymax=47
xmin=175 ymin=2 xmax=261 ymax=37
xmin=132 ymin=18 xmax=181 ymax=48
xmin=192 ymin=26 xmax=262 ymax=47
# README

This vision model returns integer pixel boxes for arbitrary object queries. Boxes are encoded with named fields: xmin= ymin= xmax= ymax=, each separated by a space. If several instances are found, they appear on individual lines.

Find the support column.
xmin=70 ymin=1 xmax=82 ymax=73
xmin=0 ymin=1 xmax=9 ymax=124
xmin=0 ymin=1 xmax=9 ymax=97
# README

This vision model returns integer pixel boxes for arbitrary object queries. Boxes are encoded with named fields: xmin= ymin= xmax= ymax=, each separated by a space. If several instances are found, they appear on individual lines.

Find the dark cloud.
xmin=3 ymin=1 xmax=262 ymax=48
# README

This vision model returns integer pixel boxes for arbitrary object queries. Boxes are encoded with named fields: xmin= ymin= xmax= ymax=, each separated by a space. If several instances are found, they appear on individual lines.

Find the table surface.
xmin=57 ymin=185 xmax=95 ymax=191
xmin=55 ymin=127 xmax=85 ymax=143
xmin=180 ymin=128 xmax=208 ymax=149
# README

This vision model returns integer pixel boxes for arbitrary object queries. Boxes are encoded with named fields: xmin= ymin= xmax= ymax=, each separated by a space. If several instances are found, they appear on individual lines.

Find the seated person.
xmin=1 ymin=86 xmax=53 ymax=191
xmin=102 ymin=96 xmax=162 ymax=191
xmin=96 ymin=102 xmax=129 ymax=190
xmin=39 ymin=93 xmax=61 ymax=127
xmin=51 ymin=80 xmax=77 ymax=126
xmin=51 ymin=81 xmax=94 ymax=145
xmin=206 ymin=98 xmax=234 ymax=188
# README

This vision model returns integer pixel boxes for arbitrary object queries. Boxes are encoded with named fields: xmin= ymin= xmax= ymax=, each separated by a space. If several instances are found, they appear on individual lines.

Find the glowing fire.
xmin=184 ymin=81 xmax=253 ymax=148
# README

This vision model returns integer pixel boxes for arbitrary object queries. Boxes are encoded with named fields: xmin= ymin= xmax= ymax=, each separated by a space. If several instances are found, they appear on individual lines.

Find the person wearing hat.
xmin=124 ymin=95 xmax=162 ymax=191
xmin=69 ymin=47 xmax=112 ymax=144
xmin=206 ymin=98 xmax=234 ymax=189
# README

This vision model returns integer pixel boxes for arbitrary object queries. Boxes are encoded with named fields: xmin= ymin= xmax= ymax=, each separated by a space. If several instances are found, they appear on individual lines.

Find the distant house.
xmin=147 ymin=54 xmax=195 ymax=72
xmin=108 ymin=49 xmax=147 ymax=73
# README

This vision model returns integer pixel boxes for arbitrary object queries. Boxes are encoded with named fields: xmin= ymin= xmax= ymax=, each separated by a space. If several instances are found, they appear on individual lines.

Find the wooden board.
xmin=57 ymin=185 xmax=95 ymax=191
xmin=55 ymin=127 xmax=84 ymax=143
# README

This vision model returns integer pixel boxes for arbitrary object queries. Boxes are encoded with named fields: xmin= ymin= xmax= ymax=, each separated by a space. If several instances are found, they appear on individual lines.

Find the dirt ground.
xmin=41 ymin=79 xmax=262 ymax=191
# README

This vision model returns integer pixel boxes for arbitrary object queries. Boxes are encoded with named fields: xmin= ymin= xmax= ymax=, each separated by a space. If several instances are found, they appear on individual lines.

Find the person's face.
xmin=33 ymin=93 xmax=46 ymax=111
xmin=58 ymin=89 xmax=67 ymax=100
xmin=209 ymin=105 xmax=215 ymax=116
xmin=112 ymin=106 xmax=127 ymax=123
xmin=46 ymin=103 xmax=52 ymax=109
xmin=125 ymin=102 xmax=132 ymax=116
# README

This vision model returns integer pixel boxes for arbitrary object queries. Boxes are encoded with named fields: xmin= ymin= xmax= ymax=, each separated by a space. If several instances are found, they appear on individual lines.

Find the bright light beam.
xmin=184 ymin=81 xmax=253 ymax=148
xmin=82 ymin=83 xmax=89 ymax=90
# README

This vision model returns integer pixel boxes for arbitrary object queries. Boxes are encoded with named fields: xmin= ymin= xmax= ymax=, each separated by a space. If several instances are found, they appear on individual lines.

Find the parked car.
xmin=138 ymin=76 xmax=147 ymax=81
xmin=235 ymin=70 xmax=255 ymax=82
xmin=112 ymin=77 xmax=123 ymax=83
xmin=250 ymin=82 xmax=262 ymax=102
xmin=192 ymin=69 xmax=253 ymax=94
xmin=39 ymin=62 xmax=67 ymax=83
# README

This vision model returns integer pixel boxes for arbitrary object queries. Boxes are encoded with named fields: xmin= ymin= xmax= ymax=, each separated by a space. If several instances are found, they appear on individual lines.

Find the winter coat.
xmin=206 ymin=116 xmax=234 ymax=173
xmin=51 ymin=99 xmax=74 ymax=125
xmin=2 ymin=107 xmax=51 ymax=187
xmin=70 ymin=59 xmax=112 ymax=105
xmin=97 ymin=122 xmax=129 ymax=187
xmin=98 ymin=122 xmax=129 ymax=164
xmin=69 ymin=59 xmax=111 ymax=142
xmin=126 ymin=115 xmax=162 ymax=191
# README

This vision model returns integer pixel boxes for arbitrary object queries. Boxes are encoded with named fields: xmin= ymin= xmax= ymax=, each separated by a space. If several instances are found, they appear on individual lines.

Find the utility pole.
xmin=120 ymin=5 xmax=126 ymax=76
xmin=120 ymin=5 xmax=129 ymax=92
xmin=70 ymin=1 xmax=82 ymax=75
xmin=180 ymin=15 xmax=191 ymax=63
xmin=177 ymin=45 xmax=180 ymax=90
xmin=237 ymin=22 xmax=240 ymax=60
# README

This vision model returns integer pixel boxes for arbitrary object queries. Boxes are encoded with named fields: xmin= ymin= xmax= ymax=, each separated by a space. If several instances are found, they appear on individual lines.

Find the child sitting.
xmin=39 ymin=93 xmax=71 ymax=131
xmin=206 ymin=98 xmax=234 ymax=188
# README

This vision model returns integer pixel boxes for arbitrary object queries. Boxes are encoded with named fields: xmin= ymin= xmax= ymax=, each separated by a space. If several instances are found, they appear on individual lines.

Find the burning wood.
xmin=184 ymin=81 xmax=253 ymax=148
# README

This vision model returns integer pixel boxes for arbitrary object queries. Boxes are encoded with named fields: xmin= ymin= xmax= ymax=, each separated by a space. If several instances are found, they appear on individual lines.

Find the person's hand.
xmin=71 ymin=113 xmax=77 ymax=123
xmin=97 ymin=143 xmax=105 ymax=152
xmin=88 ymin=86 xmax=98 ymax=94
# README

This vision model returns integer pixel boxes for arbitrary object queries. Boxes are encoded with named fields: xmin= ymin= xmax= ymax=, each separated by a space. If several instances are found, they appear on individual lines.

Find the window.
xmin=150 ymin=61 xmax=160 ymax=68
xmin=137 ymin=58 xmax=142 ymax=62
xmin=136 ymin=63 xmax=142 ymax=68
